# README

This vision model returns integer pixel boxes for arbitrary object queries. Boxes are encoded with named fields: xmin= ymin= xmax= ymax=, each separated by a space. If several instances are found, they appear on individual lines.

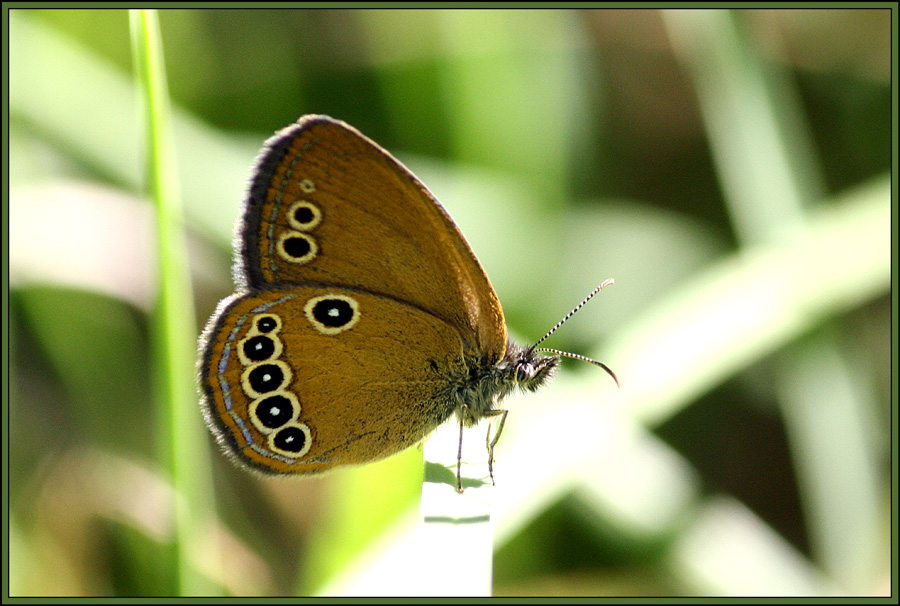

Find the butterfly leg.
xmin=456 ymin=404 xmax=468 ymax=493
xmin=484 ymin=409 xmax=509 ymax=487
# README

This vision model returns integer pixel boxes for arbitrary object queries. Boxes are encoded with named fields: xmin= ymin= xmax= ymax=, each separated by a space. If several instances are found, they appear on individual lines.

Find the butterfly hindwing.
xmin=200 ymin=285 xmax=469 ymax=474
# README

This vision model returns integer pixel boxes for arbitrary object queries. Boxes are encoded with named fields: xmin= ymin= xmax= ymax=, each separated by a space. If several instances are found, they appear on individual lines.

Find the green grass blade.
xmin=129 ymin=9 xmax=219 ymax=595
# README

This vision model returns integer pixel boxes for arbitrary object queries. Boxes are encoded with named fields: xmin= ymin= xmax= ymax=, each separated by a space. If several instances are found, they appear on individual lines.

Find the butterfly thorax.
xmin=448 ymin=340 xmax=559 ymax=427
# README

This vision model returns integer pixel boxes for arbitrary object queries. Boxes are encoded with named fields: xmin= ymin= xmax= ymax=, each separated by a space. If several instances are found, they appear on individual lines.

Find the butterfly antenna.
xmin=533 ymin=348 xmax=619 ymax=388
xmin=529 ymin=278 xmax=615 ymax=350
xmin=528 ymin=278 xmax=619 ymax=388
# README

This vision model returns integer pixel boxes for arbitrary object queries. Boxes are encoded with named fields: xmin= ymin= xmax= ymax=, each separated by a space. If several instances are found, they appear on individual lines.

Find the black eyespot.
xmin=273 ymin=425 xmax=308 ymax=454
xmin=253 ymin=395 xmax=294 ymax=429
xmin=283 ymin=236 xmax=311 ymax=259
xmin=304 ymin=294 xmax=360 ymax=334
xmin=312 ymin=299 xmax=354 ymax=328
xmin=286 ymin=201 xmax=322 ymax=232
xmin=242 ymin=335 xmax=275 ymax=362
xmin=247 ymin=363 xmax=285 ymax=393
xmin=293 ymin=205 xmax=315 ymax=225
xmin=256 ymin=316 xmax=277 ymax=333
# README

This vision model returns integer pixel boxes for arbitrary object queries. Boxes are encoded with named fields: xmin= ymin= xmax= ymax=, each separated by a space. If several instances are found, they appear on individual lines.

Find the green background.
xmin=7 ymin=7 xmax=893 ymax=597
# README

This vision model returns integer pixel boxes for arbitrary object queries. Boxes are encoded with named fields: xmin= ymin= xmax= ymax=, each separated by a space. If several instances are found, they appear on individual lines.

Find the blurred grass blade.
xmin=664 ymin=9 xmax=887 ymax=590
xmin=9 ymin=10 xmax=251 ymax=245
xmin=606 ymin=163 xmax=889 ymax=431
xmin=420 ymin=419 xmax=495 ymax=595
xmin=129 ymin=9 xmax=219 ymax=595
xmin=316 ymin=420 xmax=494 ymax=596
xmin=300 ymin=450 xmax=423 ymax=595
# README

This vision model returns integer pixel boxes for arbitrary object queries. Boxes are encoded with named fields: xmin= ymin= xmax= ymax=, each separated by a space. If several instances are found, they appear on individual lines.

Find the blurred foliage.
xmin=7 ymin=7 xmax=892 ymax=597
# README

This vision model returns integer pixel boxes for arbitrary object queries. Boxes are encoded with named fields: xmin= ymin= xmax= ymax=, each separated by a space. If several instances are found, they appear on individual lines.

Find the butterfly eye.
xmin=515 ymin=362 xmax=533 ymax=383
xmin=304 ymin=294 xmax=360 ymax=335
xmin=269 ymin=423 xmax=313 ymax=458
xmin=277 ymin=232 xmax=318 ymax=264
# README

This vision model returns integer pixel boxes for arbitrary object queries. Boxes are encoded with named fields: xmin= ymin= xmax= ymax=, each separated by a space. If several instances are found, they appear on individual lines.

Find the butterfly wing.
xmin=235 ymin=115 xmax=506 ymax=360
xmin=200 ymin=286 xmax=468 ymax=474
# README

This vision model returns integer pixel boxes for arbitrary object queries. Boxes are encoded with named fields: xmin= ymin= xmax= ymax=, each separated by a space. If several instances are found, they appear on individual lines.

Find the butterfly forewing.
xmin=237 ymin=116 xmax=506 ymax=358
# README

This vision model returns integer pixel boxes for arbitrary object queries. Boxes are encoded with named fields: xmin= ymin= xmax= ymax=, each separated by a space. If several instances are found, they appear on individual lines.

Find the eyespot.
xmin=299 ymin=179 xmax=316 ymax=193
xmin=254 ymin=314 xmax=281 ymax=334
xmin=287 ymin=201 xmax=322 ymax=231
xmin=241 ymin=360 xmax=291 ymax=398
xmin=277 ymin=231 xmax=317 ymax=264
xmin=239 ymin=334 xmax=281 ymax=364
xmin=249 ymin=392 xmax=300 ymax=433
xmin=268 ymin=422 xmax=312 ymax=458
xmin=304 ymin=294 xmax=360 ymax=335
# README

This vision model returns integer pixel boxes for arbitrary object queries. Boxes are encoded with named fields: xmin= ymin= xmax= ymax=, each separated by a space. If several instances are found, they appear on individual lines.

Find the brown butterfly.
xmin=199 ymin=115 xmax=617 ymax=491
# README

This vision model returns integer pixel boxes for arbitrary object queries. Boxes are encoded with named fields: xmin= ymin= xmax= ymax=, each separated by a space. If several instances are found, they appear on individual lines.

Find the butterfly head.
xmin=506 ymin=341 xmax=559 ymax=392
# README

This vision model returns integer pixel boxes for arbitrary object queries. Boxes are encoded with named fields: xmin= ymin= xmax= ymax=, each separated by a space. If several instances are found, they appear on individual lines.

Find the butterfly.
xmin=199 ymin=115 xmax=617 ymax=491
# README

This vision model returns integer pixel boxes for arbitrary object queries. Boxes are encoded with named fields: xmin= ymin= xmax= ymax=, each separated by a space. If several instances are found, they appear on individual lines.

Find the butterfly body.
xmin=200 ymin=115 xmax=559 ymax=477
